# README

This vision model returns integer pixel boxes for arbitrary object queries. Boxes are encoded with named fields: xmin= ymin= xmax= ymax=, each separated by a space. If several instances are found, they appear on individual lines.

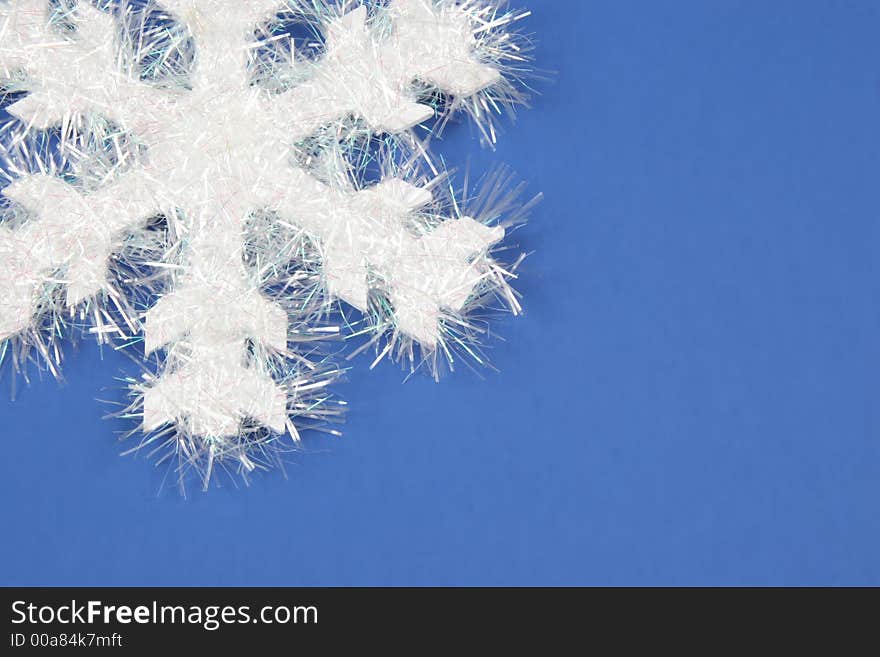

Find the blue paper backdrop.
xmin=1 ymin=0 xmax=879 ymax=585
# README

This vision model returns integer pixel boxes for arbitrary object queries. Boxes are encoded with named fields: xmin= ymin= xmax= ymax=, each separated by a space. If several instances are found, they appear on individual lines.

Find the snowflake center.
xmin=146 ymin=89 xmax=287 ymax=211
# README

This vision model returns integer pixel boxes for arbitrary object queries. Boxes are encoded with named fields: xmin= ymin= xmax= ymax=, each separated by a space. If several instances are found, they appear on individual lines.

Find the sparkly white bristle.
xmin=0 ymin=0 xmax=537 ymax=488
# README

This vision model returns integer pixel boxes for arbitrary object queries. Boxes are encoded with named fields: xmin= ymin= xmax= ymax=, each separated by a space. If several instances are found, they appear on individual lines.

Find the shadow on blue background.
xmin=1 ymin=0 xmax=879 ymax=585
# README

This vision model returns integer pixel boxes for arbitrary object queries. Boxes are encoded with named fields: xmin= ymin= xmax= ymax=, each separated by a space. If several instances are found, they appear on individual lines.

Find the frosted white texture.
xmin=0 ymin=0 xmax=508 ymax=438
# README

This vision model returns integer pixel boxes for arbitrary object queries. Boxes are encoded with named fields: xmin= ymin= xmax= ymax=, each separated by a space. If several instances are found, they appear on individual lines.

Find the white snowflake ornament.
xmin=0 ymin=0 xmax=536 ymax=488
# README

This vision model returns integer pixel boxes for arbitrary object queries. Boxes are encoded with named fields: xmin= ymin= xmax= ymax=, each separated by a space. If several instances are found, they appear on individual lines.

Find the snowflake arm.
xmin=141 ymin=202 xmax=290 ymax=437
xmin=389 ymin=0 xmax=502 ymax=96
xmin=158 ymin=0 xmax=288 ymax=89
xmin=0 ymin=171 xmax=158 ymax=340
xmin=0 ymin=0 xmax=168 ymax=133
xmin=270 ymin=170 xmax=504 ymax=346
xmin=275 ymin=1 xmax=505 ymax=138
xmin=0 ymin=0 xmax=54 ymax=77
xmin=130 ymin=1 xmax=303 ymax=442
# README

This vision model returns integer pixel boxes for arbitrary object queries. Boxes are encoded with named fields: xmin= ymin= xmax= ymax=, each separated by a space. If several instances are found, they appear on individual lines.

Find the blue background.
xmin=2 ymin=0 xmax=879 ymax=585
